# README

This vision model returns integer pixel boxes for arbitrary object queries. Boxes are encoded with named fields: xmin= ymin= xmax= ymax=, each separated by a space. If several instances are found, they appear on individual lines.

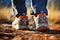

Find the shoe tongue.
xmin=37 ymin=14 xmax=42 ymax=17
xmin=43 ymin=13 xmax=47 ymax=16
xmin=19 ymin=16 xmax=28 ymax=20
xmin=19 ymin=16 xmax=25 ymax=20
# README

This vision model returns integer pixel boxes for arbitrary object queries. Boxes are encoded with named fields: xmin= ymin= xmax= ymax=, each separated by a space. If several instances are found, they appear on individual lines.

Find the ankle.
xmin=19 ymin=15 xmax=28 ymax=20
xmin=37 ymin=13 xmax=42 ymax=17
xmin=42 ymin=13 xmax=47 ymax=16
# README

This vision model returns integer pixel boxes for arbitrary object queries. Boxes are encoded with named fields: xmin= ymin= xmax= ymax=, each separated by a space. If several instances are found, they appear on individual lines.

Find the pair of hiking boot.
xmin=12 ymin=13 xmax=50 ymax=31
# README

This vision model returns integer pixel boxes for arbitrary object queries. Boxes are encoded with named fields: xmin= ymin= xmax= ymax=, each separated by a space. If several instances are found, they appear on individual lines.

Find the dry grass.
xmin=0 ymin=7 xmax=13 ymax=22
xmin=48 ymin=5 xmax=60 ymax=23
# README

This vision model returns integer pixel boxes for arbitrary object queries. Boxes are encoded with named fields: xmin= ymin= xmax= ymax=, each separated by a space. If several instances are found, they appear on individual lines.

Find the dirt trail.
xmin=0 ymin=22 xmax=60 ymax=40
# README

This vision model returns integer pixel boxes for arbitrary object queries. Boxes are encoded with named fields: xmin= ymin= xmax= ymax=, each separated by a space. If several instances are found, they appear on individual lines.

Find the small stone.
xmin=44 ymin=34 xmax=50 ymax=37
xmin=49 ymin=36 xmax=57 ymax=40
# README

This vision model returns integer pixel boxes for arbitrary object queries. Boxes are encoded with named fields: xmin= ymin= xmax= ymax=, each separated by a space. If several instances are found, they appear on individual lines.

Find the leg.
xmin=12 ymin=0 xmax=29 ymax=30
xmin=30 ymin=0 xmax=50 ymax=31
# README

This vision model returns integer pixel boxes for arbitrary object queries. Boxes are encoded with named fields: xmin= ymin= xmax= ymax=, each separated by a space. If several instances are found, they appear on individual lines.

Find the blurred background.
xmin=0 ymin=0 xmax=60 ymax=30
